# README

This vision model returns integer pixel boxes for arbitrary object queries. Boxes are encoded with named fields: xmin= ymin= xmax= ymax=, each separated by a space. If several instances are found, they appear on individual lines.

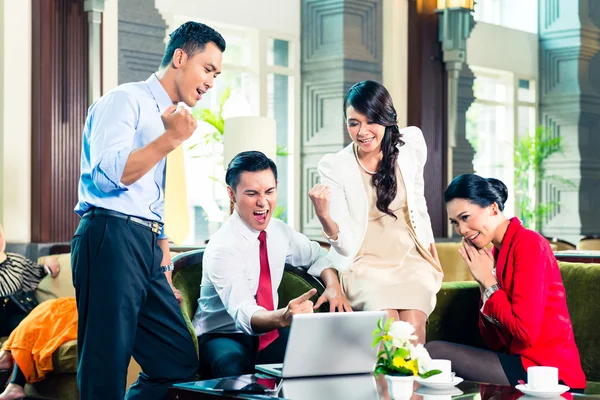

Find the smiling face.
xmin=345 ymin=105 xmax=387 ymax=155
xmin=173 ymin=41 xmax=223 ymax=107
xmin=228 ymin=169 xmax=278 ymax=232
xmin=447 ymin=198 xmax=501 ymax=248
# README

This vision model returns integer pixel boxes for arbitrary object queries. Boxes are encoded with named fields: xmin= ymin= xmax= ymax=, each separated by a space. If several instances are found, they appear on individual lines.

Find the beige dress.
xmin=339 ymin=167 xmax=443 ymax=316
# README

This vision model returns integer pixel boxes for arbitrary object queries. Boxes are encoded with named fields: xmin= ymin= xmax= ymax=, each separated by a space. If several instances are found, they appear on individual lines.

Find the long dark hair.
xmin=344 ymin=81 xmax=404 ymax=218
xmin=444 ymin=174 xmax=509 ymax=211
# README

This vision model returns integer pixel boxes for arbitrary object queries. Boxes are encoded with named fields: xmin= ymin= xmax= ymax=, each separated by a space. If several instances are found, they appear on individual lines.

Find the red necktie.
xmin=257 ymin=231 xmax=279 ymax=351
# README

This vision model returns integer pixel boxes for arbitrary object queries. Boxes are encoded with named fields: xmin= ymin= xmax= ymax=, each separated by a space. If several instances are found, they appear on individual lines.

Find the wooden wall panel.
xmin=31 ymin=0 xmax=89 ymax=243
xmin=407 ymin=0 xmax=448 ymax=237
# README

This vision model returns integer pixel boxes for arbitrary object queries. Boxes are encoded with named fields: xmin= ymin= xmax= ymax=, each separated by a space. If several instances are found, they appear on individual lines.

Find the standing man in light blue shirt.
xmin=71 ymin=22 xmax=225 ymax=400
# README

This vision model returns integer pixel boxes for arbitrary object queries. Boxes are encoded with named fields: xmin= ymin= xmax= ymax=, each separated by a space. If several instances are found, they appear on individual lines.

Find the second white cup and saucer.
xmin=515 ymin=366 xmax=570 ymax=398
xmin=415 ymin=359 xmax=464 ymax=390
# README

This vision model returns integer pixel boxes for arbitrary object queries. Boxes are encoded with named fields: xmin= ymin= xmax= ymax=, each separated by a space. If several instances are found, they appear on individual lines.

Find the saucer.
xmin=415 ymin=376 xmax=463 ymax=390
xmin=515 ymin=384 xmax=570 ymax=398
xmin=415 ymin=386 xmax=464 ymax=396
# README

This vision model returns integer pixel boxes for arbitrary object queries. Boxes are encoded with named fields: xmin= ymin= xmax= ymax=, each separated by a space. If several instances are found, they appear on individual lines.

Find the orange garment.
xmin=2 ymin=296 xmax=77 ymax=383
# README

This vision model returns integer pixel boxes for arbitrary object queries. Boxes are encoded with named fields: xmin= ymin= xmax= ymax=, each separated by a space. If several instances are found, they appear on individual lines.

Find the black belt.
xmin=83 ymin=208 xmax=162 ymax=234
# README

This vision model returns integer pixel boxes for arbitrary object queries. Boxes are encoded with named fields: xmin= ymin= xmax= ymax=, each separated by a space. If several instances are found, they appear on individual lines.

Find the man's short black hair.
xmin=225 ymin=151 xmax=278 ymax=191
xmin=161 ymin=21 xmax=226 ymax=68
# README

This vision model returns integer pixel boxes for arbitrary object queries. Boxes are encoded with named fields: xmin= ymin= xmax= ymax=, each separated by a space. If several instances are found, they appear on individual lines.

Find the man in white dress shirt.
xmin=192 ymin=151 xmax=352 ymax=378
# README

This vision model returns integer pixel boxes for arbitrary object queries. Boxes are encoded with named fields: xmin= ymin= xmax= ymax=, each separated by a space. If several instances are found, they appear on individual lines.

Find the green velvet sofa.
xmin=176 ymin=251 xmax=600 ymax=394
xmin=428 ymin=261 xmax=600 ymax=394
xmin=172 ymin=249 xmax=329 ymax=333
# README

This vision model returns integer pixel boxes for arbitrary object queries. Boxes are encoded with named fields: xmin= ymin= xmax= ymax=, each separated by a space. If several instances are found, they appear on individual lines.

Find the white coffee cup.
xmin=527 ymin=366 xmax=558 ymax=390
xmin=426 ymin=359 xmax=453 ymax=382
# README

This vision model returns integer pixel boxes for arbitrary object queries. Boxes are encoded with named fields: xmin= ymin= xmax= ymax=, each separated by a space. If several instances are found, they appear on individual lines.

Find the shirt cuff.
xmin=235 ymin=305 xmax=267 ymax=335
xmin=91 ymin=149 xmax=133 ymax=193
xmin=307 ymin=257 xmax=332 ymax=277
xmin=480 ymin=289 xmax=501 ymax=326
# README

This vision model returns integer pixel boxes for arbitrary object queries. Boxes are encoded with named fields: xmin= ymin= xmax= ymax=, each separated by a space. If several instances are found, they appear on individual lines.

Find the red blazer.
xmin=481 ymin=218 xmax=586 ymax=389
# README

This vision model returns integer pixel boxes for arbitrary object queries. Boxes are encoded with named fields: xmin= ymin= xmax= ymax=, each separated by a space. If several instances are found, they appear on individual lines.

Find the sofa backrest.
xmin=558 ymin=261 xmax=600 ymax=382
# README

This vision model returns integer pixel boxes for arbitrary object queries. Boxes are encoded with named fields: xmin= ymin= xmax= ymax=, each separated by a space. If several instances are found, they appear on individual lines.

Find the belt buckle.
xmin=151 ymin=221 xmax=160 ymax=234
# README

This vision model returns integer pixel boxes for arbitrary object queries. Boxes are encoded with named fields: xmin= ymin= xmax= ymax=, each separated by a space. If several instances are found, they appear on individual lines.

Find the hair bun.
xmin=486 ymin=178 xmax=508 ymax=205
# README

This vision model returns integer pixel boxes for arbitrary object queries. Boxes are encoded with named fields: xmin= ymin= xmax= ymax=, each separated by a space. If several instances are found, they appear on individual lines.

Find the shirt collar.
xmin=231 ymin=210 xmax=273 ymax=243
xmin=145 ymin=73 xmax=174 ymax=114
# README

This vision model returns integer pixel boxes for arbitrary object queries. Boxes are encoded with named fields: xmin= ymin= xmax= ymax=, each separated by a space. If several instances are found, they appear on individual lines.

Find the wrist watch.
xmin=483 ymin=283 xmax=501 ymax=302
xmin=160 ymin=262 xmax=175 ymax=273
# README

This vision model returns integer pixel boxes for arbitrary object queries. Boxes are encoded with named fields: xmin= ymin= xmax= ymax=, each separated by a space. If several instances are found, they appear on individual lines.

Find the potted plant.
xmin=372 ymin=319 xmax=440 ymax=399
xmin=514 ymin=126 xmax=572 ymax=232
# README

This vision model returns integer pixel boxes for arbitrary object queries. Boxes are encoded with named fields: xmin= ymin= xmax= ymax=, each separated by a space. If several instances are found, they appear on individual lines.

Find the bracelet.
xmin=43 ymin=265 xmax=52 ymax=276
xmin=160 ymin=262 xmax=175 ymax=273
xmin=321 ymin=223 xmax=340 ymax=241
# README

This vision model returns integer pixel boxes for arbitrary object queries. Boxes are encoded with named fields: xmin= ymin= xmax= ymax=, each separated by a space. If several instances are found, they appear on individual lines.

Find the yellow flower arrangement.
xmin=372 ymin=318 xmax=441 ymax=378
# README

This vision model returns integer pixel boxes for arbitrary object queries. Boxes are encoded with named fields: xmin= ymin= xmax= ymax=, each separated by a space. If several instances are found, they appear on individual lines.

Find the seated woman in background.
xmin=0 ymin=297 xmax=77 ymax=400
xmin=0 ymin=224 xmax=60 ymax=335
xmin=426 ymin=174 xmax=586 ymax=391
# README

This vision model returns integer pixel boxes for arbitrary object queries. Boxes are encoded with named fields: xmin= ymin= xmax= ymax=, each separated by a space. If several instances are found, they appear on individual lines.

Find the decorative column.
xmin=435 ymin=1 xmax=476 ymax=220
xmin=118 ymin=0 xmax=167 ymax=84
xmin=452 ymin=64 xmax=476 ymax=178
xmin=538 ymin=0 xmax=600 ymax=241
xmin=84 ymin=0 xmax=104 ymax=103
xmin=300 ymin=0 xmax=383 ymax=237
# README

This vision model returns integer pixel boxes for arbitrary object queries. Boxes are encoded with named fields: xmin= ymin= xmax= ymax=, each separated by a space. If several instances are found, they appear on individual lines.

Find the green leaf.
xmin=377 ymin=318 xmax=383 ymax=330
xmin=383 ymin=317 xmax=393 ymax=333
xmin=208 ymin=176 xmax=226 ymax=187
xmin=273 ymin=205 xmax=285 ymax=219
xmin=372 ymin=335 xmax=382 ymax=348
xmin=374 ymin=365 xmax=389 ymax=378
xmin=218 ymin=85 xmax=231 ymax=114
xmin=276 ymin=145 xmax=289 ymax=157
xmin=389 ymin=365 xmax=413 ymax=376
xmin=418 ymin=369 xmax=442 ymax=379
xmin=393 ymin=347 xmax=409 ymax=359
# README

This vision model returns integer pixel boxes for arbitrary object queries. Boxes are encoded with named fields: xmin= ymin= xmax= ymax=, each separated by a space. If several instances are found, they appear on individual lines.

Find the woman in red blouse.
xmin=425 ymin=174 xmax=586 ymax=390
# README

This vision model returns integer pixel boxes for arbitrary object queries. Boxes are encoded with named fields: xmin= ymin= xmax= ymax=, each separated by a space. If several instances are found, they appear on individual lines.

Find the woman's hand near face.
xmin=458 ymin=239 xmax=497 ymax=289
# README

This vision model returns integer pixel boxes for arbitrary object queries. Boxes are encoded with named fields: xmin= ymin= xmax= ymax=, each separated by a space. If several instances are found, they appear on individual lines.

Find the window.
xmin=265 ymin=37 xmax=297 ymax=225
xmin=474 ymin=0 xmax=538 ymax=33
xmin=466 ymin=68 xmax=537 ymax=218
xmin=180 ymin=27 xmax=299 ymax=245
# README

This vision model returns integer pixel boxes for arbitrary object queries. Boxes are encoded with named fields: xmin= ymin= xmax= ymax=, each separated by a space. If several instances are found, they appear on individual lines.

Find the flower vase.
xmin=385 ymin=375 xmax=415 ymax=400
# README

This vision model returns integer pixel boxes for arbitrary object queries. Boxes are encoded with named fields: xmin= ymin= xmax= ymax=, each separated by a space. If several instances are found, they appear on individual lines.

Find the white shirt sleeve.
xmin=285 ymin=226 xmax=334 ymax=277
xmin=203 ymin=247 xmax=266 ymax=335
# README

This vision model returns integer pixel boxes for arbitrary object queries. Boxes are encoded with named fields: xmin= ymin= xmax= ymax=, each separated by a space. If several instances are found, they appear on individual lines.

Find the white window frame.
xmin=468 ymin=66 xmax=538 ymax=218
xmin=259 ymin=30 xmax=301 ymax=229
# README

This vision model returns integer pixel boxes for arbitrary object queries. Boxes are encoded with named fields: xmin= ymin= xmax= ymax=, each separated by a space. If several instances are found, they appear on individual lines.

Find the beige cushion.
xmin=435 ymin=242 xmax=473 ymax=282
xmin=36 ymin=253 xmax=75 ymax=302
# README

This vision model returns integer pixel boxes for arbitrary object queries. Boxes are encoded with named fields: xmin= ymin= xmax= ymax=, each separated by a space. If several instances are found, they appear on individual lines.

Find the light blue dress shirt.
xmin=75 ymin=74 xmax=173 ymax=238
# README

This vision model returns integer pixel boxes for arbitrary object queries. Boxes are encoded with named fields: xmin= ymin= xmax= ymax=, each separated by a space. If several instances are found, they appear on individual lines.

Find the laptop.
xmin=280 ymin=374 xmax=378 ymax=400
xmin=255 ymin=310 xmax=386 ymax=378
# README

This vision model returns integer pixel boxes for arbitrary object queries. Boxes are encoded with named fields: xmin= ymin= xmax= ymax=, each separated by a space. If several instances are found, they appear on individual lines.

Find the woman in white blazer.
xmin=309 ymin=81 xmax=443 ymax=344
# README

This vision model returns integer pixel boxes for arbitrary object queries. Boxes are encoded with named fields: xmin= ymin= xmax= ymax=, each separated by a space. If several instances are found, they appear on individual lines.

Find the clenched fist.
xmin=308 ymin=184 xmax=331 ymax=220
xmin=161 ymin=104 xmax=197 ymax=144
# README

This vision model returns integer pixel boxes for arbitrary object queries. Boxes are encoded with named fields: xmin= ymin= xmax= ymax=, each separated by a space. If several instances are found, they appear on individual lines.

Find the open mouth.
xmin=358 ymin=137 xmax=375 ymax=145
xmin=253 ymin=210 xmax=269 ymax=224
xmin=196 ymin=87 xmax=205 ymax=99
xmin=467 ymin=232 xmax=480 ymax=242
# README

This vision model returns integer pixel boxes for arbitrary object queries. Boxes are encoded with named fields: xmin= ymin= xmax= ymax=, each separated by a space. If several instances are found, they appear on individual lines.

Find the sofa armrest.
xmin=427 ymin=281 xmax=486 ymax=348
